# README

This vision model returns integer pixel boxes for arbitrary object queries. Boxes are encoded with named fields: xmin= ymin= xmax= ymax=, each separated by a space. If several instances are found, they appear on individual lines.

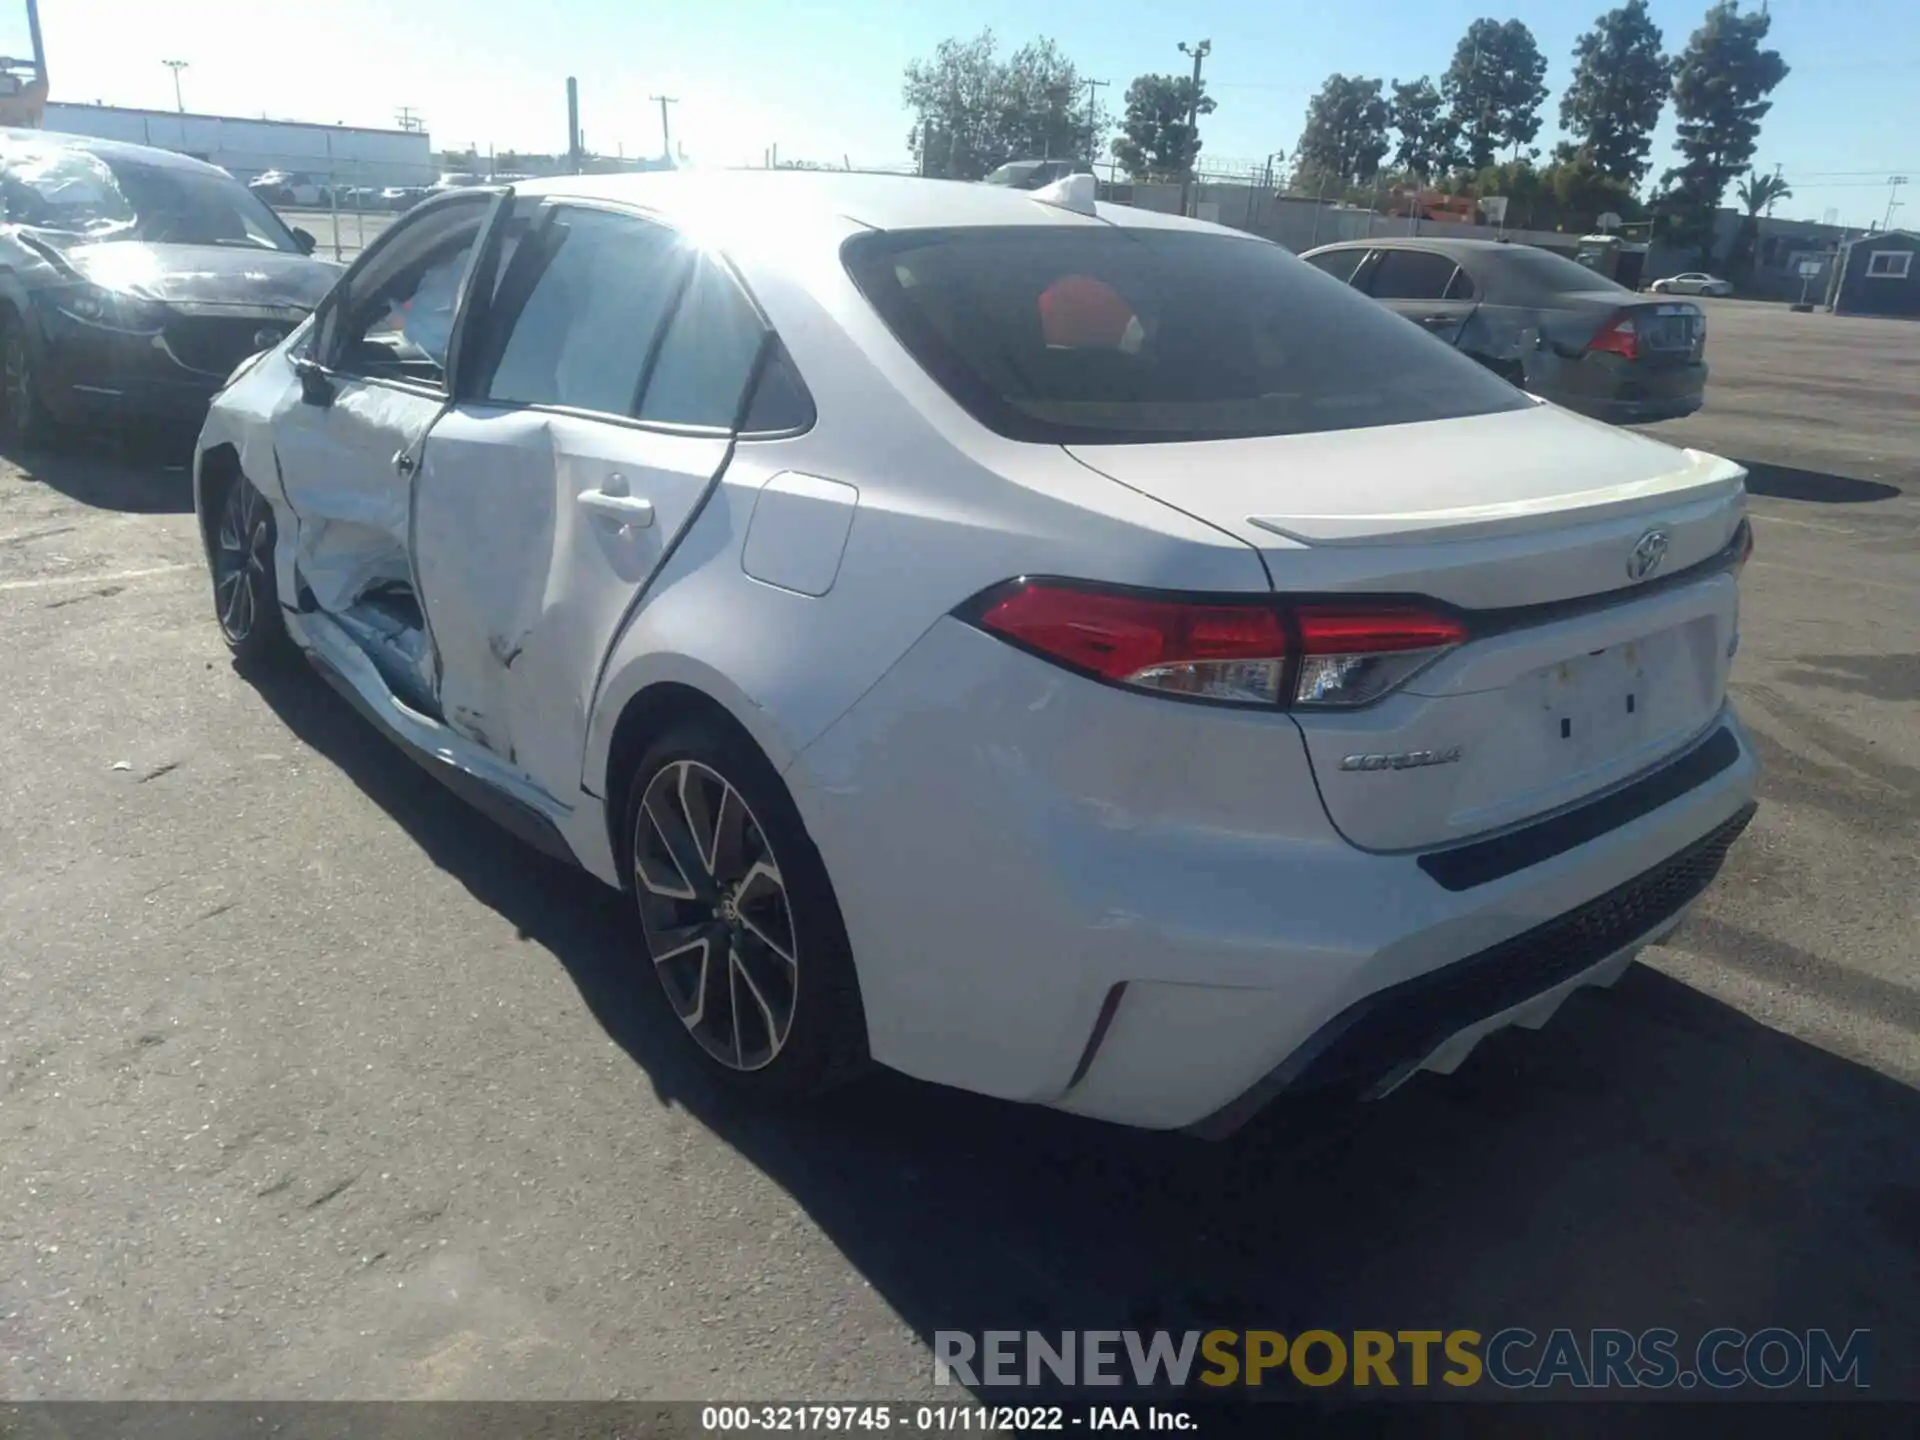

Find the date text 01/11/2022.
xmin=698 ymin=1405 xmax=1197 ymax=1432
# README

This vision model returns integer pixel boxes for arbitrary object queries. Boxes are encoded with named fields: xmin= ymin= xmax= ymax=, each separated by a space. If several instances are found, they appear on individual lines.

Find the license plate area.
xmin=1528 ymin=629 xmax=1686 ymax=770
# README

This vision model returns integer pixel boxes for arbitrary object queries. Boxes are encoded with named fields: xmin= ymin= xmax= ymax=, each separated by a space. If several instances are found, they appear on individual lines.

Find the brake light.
xmin=969 ymin=582 xmax=1466 ymax=709
xmin=1294 ymin=606 xmax=1469 ymax=708
xmin=1587 ymin=313 xmax=1640 ymax=361
xmin=976 ymin=583 xmax=1290 ymax=704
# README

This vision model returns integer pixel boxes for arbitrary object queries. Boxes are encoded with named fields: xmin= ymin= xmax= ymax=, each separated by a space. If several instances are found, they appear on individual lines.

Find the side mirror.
xmin=290 ymin=352 xmax=334 ymax=407
xmin=292 ymin=227 xmax=317 ymax=256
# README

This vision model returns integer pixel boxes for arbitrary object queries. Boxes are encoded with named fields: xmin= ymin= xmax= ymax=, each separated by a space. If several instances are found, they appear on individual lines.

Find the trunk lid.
xmin=1067 ymin=404 xmax=1747 ymax=852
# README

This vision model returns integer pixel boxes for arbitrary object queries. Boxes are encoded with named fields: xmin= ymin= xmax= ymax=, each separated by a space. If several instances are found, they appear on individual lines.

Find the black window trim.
xmin=450 ymin=193 xmax=817 ymax=440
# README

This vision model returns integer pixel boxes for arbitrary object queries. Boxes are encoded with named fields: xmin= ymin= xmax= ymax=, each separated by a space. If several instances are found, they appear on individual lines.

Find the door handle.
xmin=1419 ymin=314 xmax=1457 ymax=329
xmin=577 ymin=489 xmax=656 ymax=528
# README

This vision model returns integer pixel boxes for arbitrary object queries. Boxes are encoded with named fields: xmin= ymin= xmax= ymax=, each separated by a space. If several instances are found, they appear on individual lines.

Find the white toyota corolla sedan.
xmin=193 ymin=170 xmax=1758 ymax=1135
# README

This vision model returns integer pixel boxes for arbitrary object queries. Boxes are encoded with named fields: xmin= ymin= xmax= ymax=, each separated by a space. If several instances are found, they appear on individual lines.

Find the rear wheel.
xmin=210 ymin=473 xmax=289 ymax=665
xmin=624 ymin=723 xmax=868 ymax=1098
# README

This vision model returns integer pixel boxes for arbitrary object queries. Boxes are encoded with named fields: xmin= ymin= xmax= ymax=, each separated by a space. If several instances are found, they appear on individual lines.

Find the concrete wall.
xmin=41 ymin=104 xmax=436 ymax=186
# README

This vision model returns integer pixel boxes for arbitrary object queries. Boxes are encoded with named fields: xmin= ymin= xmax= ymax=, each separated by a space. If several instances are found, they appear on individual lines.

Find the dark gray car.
xmin=1298 ymin=237 xmax=1707 ymax=424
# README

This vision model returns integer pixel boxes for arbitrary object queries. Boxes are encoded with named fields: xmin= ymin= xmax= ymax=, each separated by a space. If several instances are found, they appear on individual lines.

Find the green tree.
xmin=1726 ymin=169 xmax=1794 ymax=276
xmin=1442 ymin=18 xmax=1550 ymax=171
xmin=1293 ymin=73 xmax=1391 ymax=190
xmin=903 ymin=30 xmax=1094 ymax=180
xmin=1660 ymin=1 xmax=1790 ymax=263
xmin=1111 ymin=73 xmax=1215 ymax=181
xmin=1543 ymin=153 xmax=1643 ymax=231
xmin=1389 ymin=76 xmax=1460 ymax=181
xmin=1557 ymin=0 xmax=1671 ymax=186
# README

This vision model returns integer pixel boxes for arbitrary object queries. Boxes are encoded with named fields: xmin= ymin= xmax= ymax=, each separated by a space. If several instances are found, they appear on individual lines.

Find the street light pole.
xmin=162 ymin=59 xmax=188 ymax=114
xmin=1175 ymin=38 xmax=1211 ymax=218
xmin=650 ymin=95 xmax=679 ymax=165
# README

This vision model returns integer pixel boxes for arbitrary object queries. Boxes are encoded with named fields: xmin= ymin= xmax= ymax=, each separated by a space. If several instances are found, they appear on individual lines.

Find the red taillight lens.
xmin=971 ymin=583 xmax=1466 ymax=709
xmin=1734 ymin=517 xmax=1755 ymax=569
xmin=1587 ymin=313 xmax=1640 ymax=361
xmin=977 ymin=583 xmax=1290 ymax=704
xmin=1294 ymin=605 xmax=1468 ymax=708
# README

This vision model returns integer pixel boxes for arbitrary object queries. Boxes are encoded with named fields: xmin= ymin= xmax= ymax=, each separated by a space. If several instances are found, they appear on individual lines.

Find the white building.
xmin=39 ymin=103 xmax=435 ymax=187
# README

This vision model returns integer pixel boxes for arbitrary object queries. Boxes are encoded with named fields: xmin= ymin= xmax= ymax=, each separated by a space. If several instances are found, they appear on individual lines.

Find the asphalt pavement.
xmin=1 ymin=298 xmax=1915 ymax=1400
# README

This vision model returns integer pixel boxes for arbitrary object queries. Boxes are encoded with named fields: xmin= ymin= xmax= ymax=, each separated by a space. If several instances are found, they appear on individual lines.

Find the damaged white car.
xmin=195 ymin=172 xmax=1758 ymax=1133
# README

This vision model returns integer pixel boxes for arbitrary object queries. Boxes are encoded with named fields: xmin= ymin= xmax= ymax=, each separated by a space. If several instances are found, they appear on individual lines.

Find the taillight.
xmin=1733 ymin=517 xmax=1754 ymax=569
xmin=968 ymin=581 xmax=1466 ymax=709
xmin=1294 ymin=605 xmax=1468 ymax=708
xmin=1587 ymin=313 xmax=1639 ymax=361
xmin=975 ymin=583 xmax=1290 ymax=705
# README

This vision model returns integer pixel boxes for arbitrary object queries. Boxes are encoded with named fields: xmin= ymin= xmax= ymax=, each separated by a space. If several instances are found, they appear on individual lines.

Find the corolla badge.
xmin=1340 ymin=746 xmax=1463 ymax=772
xmin=1627 ymin=528 xmax=1670 ymax=581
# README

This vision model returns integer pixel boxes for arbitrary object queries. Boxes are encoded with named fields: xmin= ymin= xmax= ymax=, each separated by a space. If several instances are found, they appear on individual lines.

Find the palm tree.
xmin=1727 ymin=170 xmax=1793 ymax=279
xmin=1737 ymin=170 xmax=1793 ymax=217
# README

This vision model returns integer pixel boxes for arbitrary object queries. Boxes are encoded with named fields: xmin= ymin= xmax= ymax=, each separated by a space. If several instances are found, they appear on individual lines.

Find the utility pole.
xmin=650 ymin=95 xmax=679 ymax=164
xmin=395 ymin=106 xmax=424 ymax=133
xmin=162 ymin=59 xmax=188 ymax=114
xmin=1175 ymin=39 xmax=1210 ymax=218
xmin=1081 ymin=78 xmax=1109 ymax=166
xmin=1884 ymin=175 xmax=1909 ymax=233
xmin=1766 ymin=162 xmax=1784 ymax=216
xmin=565 ymin=78 xmax=581 ymax=174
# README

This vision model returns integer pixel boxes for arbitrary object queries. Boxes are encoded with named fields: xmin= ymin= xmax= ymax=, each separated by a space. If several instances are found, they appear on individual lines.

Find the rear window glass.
xmin=1496 ymin=246 xmax=1631 ymax=296
xmin=844 ymin=227 xmax=1529 ymax=444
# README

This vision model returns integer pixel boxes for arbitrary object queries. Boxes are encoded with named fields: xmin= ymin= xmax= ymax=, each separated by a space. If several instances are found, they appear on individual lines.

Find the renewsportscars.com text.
xmin=933 ymin=1328 xmax=1872 ymax=1391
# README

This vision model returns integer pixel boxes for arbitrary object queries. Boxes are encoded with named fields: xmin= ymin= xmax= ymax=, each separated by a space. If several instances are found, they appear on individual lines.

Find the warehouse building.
xmin=38 ymin=103 xmax=434 ymax=188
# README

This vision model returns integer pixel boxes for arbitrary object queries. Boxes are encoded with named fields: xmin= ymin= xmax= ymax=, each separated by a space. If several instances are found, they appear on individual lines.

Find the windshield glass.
xmin=0 ymin=139 xmax=299 ymax=251
xmin=845 ymin=226 xmax=1530 ymax=444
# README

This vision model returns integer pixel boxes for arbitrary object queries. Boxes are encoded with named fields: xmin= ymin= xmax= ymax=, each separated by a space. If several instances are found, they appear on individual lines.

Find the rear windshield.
xmin=843 ymin=226 xmax=1529 ymax=444
xmin=1497 ymin=245 xmax=1631 ymax=297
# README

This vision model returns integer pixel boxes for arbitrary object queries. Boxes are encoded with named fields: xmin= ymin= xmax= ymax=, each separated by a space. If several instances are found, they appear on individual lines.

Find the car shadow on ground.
xmin=0 ymin=429 xmax=197 ymax=514
xmin=245 ymin=657 xmax=1920 ymax=1402
xmin=1735 ymin=459 xmax=1902 ymax=505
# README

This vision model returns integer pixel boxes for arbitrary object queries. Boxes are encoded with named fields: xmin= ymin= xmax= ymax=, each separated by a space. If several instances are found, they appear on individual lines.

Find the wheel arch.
xmin=196 ymin=441 xmax=243 ymax=564
xmin=595 ymin=667 xmax=800 ymax=874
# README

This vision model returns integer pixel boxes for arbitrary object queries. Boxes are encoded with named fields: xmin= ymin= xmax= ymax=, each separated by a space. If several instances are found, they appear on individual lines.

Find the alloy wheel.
xmin=633 ymin=759 xmax=799 ymax=1071
xmin=213 ymin=481 xmax=272 ymax=643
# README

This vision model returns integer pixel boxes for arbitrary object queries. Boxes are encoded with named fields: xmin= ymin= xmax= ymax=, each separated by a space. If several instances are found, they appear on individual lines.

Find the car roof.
xmin=1300 ymin=235 xmax=1538 ymax=260
xmin=510 ymin=168 xmax=1252 ymax=241
xmin=0 ymin=126 xmax=233 ymax=179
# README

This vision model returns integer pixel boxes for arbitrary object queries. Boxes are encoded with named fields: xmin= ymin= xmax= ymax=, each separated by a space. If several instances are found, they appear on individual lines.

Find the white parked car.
xmin=247 ymin=170 xmax=328 ymax=207
xmin=194 ymin=172 xmax=1759 ymax=1134
xmin=1650 ymin=272 xmax=1734 ymax=297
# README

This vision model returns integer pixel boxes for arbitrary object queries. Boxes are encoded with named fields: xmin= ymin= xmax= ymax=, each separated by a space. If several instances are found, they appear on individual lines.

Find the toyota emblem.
xmin=1627 ymin=529 xmax=1670 ymax=581
xmin=252 ymin=326 xmax=286 ymax=351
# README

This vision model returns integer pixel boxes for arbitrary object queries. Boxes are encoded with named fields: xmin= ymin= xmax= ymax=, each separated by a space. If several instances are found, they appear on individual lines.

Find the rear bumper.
xmin=789 ymin=617 xmax=1761 ymax=1133
xmin=1185 ymin=799 xmax=1754 ymax=1137
xmin=1546 ymin=357 xmax=1708 ymax=426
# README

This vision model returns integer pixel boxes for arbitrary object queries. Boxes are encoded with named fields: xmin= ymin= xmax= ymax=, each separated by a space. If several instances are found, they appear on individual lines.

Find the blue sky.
xmin=14 ymin=0 xmax=1919 ymax=228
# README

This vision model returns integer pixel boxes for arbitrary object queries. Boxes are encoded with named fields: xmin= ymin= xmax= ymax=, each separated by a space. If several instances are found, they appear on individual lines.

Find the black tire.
xmin=209 ymin=471 xmax=290 ymax=667
xmin=622 ymin=720 xmax=869 ymax=1100
xmin=0 ymin=311 xmax=59 ymax=449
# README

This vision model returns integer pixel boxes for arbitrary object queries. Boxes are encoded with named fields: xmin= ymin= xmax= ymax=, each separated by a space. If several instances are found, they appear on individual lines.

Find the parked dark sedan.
xmin=0 ymin=128 xmax=344 ymax=444
xmin=1297 ymin=236 xmax=1707 ymax=424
